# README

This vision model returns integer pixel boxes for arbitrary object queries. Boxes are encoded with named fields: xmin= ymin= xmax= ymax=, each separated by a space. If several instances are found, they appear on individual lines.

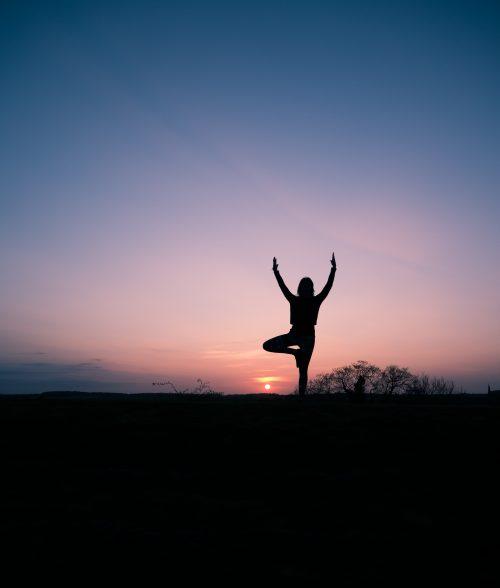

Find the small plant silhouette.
xmin=154 ymin=378 xmax=221 ymax=396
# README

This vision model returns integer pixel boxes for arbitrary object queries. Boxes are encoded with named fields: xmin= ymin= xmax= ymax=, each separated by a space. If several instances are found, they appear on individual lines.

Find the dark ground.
xmin=1 ymin=392 xmax=499 ymax=583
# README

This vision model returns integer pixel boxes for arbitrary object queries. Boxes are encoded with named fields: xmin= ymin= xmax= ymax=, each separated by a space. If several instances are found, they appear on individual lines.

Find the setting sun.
xmin=264 ymin=384 xmax=271 ymax=391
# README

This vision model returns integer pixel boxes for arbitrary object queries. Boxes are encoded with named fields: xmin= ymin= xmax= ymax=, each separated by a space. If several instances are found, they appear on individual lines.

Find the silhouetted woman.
xmin=263 ymin=252 xmax=337 ymax=396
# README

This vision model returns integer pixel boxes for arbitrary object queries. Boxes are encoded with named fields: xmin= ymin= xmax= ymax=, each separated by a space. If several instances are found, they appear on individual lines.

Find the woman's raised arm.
xmin=272 ymin=257 xmax=295 ymax=302
xmin=316 ymin=251 xmax=337 ymax=303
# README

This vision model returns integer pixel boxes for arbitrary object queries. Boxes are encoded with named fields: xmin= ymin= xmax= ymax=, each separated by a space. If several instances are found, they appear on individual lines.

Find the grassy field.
xmin=1 ymin=393 xmax=498 ymax=583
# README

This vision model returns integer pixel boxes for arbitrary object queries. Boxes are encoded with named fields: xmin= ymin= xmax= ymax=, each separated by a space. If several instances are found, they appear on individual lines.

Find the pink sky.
xmin=2 ymin=157 xmax=499 ymax=394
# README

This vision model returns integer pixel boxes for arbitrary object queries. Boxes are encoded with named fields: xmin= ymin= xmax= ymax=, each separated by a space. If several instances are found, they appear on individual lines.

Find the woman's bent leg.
xmin=262 ymin=333 xmax=295 ymax=355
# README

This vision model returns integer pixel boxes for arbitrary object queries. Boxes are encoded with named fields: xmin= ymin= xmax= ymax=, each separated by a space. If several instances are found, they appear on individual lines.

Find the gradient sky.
xmin=1 ymin=0 xmax=499 ymax=393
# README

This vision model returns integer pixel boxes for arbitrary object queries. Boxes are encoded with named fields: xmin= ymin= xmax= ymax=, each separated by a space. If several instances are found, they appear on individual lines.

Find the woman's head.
xmin=297 ymin=277 xmax=314 ymax=297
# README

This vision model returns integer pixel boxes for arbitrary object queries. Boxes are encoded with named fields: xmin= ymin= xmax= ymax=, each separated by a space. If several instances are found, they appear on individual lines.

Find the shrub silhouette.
xmin=308 ymin=361 xmax=458 ymax=395
xmin=159 ymin=379 xmax=221 ymax=396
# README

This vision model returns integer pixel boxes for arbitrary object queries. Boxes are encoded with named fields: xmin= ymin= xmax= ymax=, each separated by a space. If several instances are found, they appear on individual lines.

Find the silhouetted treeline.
xmin=307 ymin=360 xmax=459 ymax=395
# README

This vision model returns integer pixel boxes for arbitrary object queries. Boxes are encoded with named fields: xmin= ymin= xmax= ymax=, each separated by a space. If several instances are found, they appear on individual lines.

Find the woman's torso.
xmin=289 ymin=297 xmax=321 ymax=336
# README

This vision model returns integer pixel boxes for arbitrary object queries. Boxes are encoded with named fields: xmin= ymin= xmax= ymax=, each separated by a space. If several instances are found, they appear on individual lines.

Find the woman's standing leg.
xmin=298 ymin=361 xmax=310 ymax=396
xmin=297 ymin=337 xmax=315 ymax=396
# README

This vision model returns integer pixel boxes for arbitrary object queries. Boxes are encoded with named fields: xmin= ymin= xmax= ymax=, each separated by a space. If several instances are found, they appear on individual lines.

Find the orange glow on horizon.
xmin=255 ymin=376 xmax=283 ymax=383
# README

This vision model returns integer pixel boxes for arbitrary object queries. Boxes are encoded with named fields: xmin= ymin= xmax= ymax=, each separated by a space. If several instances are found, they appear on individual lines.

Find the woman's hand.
xmin=331 ymin=251 xmax=337 ymax=271
xmin=273 ymin=257 xmax=279 ymax=272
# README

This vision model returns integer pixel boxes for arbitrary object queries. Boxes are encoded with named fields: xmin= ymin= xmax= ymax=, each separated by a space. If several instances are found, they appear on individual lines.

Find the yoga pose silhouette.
xmin=263 ymin=252 xmax=337 ymax=395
